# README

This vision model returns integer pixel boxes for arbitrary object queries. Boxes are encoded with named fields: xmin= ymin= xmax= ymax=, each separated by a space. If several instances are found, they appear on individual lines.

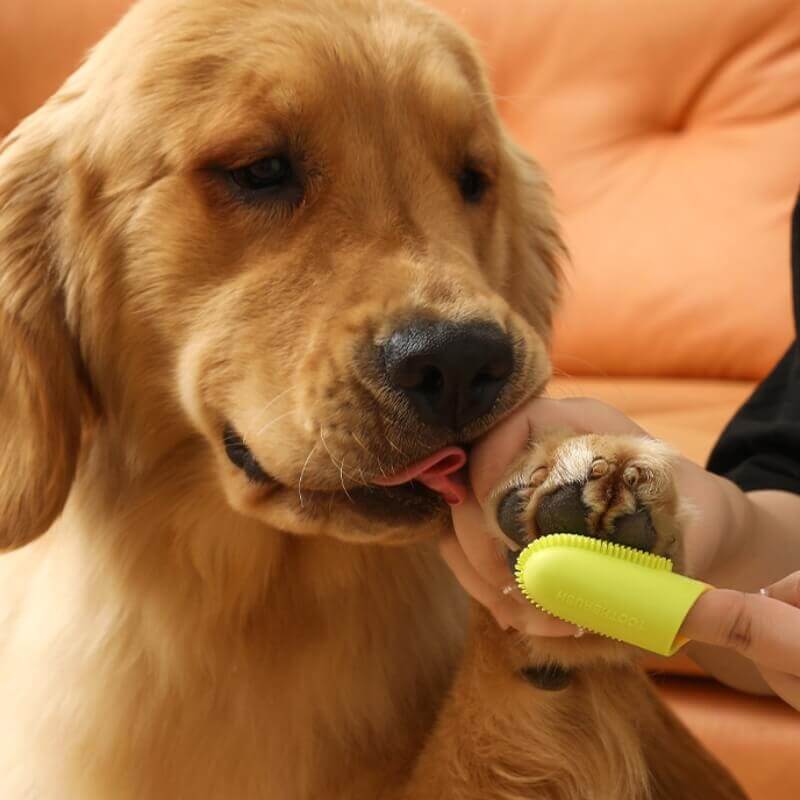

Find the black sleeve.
xmin=706 ymin=195 xmax=800 ymax=495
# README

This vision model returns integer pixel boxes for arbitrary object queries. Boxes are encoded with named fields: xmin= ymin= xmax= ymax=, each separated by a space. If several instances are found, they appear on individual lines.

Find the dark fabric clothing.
xmin=707 ymin=195 xmax=800 ymax=494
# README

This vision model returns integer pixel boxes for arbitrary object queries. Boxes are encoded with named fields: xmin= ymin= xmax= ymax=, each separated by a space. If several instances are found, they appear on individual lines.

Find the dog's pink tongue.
xmin=372 ymin=447 xmax=468 ymax=506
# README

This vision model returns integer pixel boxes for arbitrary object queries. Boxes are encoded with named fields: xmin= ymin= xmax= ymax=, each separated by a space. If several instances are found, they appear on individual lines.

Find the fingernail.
xmin=573 ymin=626 xmax=586 ymax=639
xmin=759 ymin=587 xmax=770 ymax=597
xmin=501 ymin=583 xmax=516 ymax=597
xmin=445 ymin=494 xmax=463 ymax=506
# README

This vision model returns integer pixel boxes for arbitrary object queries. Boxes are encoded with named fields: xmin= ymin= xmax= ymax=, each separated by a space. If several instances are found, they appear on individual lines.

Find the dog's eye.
xmin=458 ymin=166 xmax=489 ymax=204
xmin=229 ymin=155 xmax=295 ymax=193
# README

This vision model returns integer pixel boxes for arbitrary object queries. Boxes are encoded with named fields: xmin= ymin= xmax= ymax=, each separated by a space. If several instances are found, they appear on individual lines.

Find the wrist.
xmin=683 ymin=472 xmax=799 ymax=593
xmin=676 ymin=458 xmax=752 ymax=585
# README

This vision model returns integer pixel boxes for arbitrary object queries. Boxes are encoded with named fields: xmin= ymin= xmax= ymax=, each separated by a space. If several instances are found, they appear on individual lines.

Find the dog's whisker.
xmin=319 ymin=428 xmax=359 ymax=501
xmin=297 ymin=442 xmax=320 ymax=508
xmin=338 ymin=459 xmax=353 ymax=503
xmin=321 ymin=428 xmax=370 ymax=486
xmin=348 ymin=430 xmax=390 ymax=480
xmin=371 ymin=414 xmax=399 ymax=477
xmin=318 ymin=428 xmax=353 ymax=499
xmin=323 ymin=431 xmax=369 ymax=487
xmin=373 ymin=450 xmax=389 ymax=480
xmin=385 ymin=435 xmax=408 ymax=459
xmin=350 ymin=431 xmax=369 ymax=453
xmin=251 ymin=388 xmax=294 ymax=434
xmin=254 ymin=409 xmax=295 ymax=437
xmin=343 ymin=451 xmax=370 ymax=489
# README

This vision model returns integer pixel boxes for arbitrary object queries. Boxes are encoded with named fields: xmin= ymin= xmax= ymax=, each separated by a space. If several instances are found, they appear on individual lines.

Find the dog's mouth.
xmin=369 ymin=447 xmax=468 ymax=505
xmin=222 ymin=423 xmax=469 ymax=513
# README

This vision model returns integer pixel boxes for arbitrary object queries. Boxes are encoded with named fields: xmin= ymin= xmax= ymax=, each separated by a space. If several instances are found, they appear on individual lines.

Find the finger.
xmin=526 ymin=397 xmax=648 ymax=437
xmin=468 ymin=398 xmax=648 ymax=503
xmin=764 ymin=572 xmax=800 ymax=608
xmin=467 ymin=409 xmax=533 ymax=503
xmin=439 ymin=535 xmax=578 ymax=637
xmin=681 ymin=588 xmax=800 ymax=674
xmin=505 ymin=597 xmax=581 ymax=638
xmin=438 ymin=534 xmax=514 ymax=627
xmin=758 ymin=667 xmax=800 ymax=712
xmin=449 ymin=491 xmax=510 ymax=589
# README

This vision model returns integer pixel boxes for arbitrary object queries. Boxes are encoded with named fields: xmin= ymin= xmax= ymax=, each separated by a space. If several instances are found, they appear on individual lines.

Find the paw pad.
xmin=497 ymin=488 xmax=530 ymax=545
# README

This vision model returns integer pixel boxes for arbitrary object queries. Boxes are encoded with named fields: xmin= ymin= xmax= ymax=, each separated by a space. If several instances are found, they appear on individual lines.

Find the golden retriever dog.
xmin=0 ymin=1 xmax=747 ymax=798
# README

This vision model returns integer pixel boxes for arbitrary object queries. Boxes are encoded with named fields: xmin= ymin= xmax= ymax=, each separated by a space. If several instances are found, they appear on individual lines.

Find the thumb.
xmin=757 ymin=666 xmax=800 ymax=711
xmin=680 ymin=586 xmax=800 ymax=675
xmin=763 ymin=572 xmax=800 ymax=608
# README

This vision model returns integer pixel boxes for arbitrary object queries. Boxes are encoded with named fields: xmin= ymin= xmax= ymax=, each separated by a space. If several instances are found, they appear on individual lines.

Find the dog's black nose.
xmin=383 ymin=320 xmax=513 ymax=430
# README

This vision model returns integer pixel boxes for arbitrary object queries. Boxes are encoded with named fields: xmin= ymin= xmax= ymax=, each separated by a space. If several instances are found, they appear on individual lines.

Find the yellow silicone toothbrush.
xmin=514 ymin=533 xmax=712 ymax=656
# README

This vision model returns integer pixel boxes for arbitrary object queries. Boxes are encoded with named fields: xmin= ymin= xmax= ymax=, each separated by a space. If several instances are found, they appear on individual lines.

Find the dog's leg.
xmin=396 ymin=606 xmax=654 ymax=800
xmin=396 ymin=431 xmax=748 ymax=800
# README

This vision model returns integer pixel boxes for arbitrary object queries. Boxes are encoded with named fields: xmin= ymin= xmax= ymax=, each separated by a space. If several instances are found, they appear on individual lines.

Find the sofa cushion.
xmin=0 ymin=0 xmax=130 ymax=135
xmin=658 ymin=675 xmax=800 ymax=800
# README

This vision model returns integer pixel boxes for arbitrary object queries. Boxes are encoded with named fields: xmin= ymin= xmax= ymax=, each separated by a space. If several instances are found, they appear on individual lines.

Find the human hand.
xmin=440 ymin=397 xmax=733 ymax=636
xmin=681 ymin=574 xmax=800 ymax=710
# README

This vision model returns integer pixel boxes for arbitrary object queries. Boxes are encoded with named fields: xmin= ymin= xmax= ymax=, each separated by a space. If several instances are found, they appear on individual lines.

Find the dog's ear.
xmin=503 ymin=138 xmax=566 ymax=339
xmin=0 ymin=118 xmax=87 ymax=551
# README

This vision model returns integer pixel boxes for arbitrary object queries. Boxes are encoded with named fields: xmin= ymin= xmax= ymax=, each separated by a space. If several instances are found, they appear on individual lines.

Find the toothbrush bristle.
xmin=515 ymin=533 xmax=672 ymax=575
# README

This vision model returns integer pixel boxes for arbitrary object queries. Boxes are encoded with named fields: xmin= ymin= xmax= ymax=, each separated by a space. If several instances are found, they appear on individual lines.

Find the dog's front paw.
xmin=481 ymin=432 xmax=691 ymax=687
xmin=490 ymin=432 xmax=686 ymax=564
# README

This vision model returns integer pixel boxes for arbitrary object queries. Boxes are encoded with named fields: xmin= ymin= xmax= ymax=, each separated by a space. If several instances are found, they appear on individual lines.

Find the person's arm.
xmin=444 ymin=194 xmax=800 ymax=704
xmin=682 ymin=568 xmax=800 ymax=707
xmin=677 ymin=456 xmax=800 ymax=593
xmin=442 ymin=397 xmax=800 ymax=708
xmin=673 ymin=456 xmax=800 ymax=692
xmin=690 ymin=191 xmax=800 ymax=692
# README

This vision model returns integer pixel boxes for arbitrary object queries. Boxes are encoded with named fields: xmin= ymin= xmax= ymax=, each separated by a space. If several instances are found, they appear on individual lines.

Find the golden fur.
xmin=0 ymin=1 xmax=745 ymax=798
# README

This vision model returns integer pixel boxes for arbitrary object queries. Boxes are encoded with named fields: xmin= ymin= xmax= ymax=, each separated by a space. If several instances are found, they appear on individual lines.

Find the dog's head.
xmin=0 ymin=0 xmax=562 ymax=550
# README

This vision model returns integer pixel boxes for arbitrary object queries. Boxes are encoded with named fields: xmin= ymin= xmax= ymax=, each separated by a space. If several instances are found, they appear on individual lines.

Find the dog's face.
xmin=0 ymin=0 xmax=562 ymax=550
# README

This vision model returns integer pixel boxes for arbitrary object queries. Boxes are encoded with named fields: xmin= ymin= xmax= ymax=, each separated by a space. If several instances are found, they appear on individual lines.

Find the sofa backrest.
xmin=432 ymin=0 xmax=800 ymax=380
xmin=3 ymin=0 xmax=799 ymax=379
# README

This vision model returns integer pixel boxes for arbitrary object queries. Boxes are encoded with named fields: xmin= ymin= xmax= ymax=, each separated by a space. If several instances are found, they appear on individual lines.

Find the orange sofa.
xmin=2 ymin=0 xmax=799 ymax=797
